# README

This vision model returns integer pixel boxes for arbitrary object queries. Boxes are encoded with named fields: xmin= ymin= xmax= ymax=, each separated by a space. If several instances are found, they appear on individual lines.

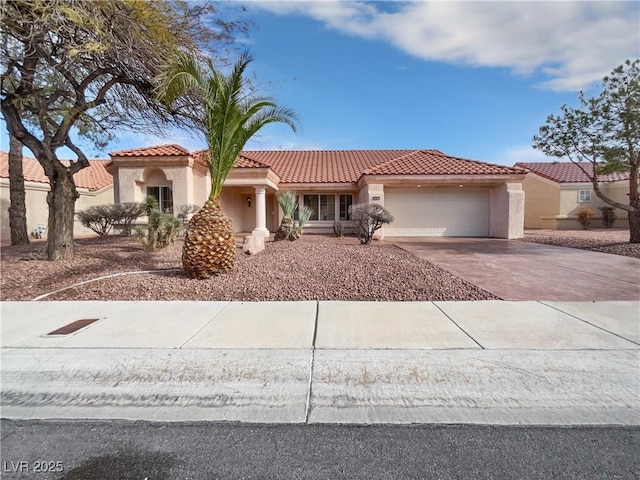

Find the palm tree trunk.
xmin=182 ymin=198 xmax=236 ymax=278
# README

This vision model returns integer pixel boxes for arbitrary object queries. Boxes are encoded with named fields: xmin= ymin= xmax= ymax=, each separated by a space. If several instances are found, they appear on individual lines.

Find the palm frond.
xmin=156 ymin=50 xmax=299 ymax=200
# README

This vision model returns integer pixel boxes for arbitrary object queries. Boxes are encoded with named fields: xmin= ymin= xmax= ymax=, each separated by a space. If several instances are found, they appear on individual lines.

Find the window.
xmin=339 ymin=194 xmax=353 ymax=220
xmin=578 ymin=189 xmax=591 ymax=202
xmin=303 ymin=194 xmax=335 ymax=221
xmin=147 ymin=186 xmax=173 ymax=213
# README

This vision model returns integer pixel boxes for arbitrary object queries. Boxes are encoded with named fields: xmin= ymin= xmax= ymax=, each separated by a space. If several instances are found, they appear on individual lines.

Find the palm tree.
xmin=156 ymin=52 xmax=298 ymax=278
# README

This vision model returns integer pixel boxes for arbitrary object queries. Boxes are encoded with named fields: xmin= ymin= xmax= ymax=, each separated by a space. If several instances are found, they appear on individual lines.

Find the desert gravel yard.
xmin=3 ymin=230 xmax=635 ymax=302
xmin=523 ymin=228 xmax=640 ymax=258
xmin=0 ymin=235 xmax=497 ymax=302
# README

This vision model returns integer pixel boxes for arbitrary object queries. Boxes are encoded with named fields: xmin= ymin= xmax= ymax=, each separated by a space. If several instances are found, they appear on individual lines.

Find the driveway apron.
xmin=391 ymin=238 xmax=640 ymax=301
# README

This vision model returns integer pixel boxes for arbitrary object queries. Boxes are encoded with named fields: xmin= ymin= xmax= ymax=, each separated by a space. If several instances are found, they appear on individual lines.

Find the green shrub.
xmin=176 ymin=204 xmax=200 ymax=235
xmin=275 ymin=191 xmax=313 ymax=241
xmin=76 ymin=205 xmax=120 ymax=235
xmin=112 ymin=202 xmax=146 ymax=236
xmin=600 ymin=207 xmax=616 ymax=228
xmin=135 ymin=196 xmax=182 ymax=252
xmin=295 ymin=205 xmax=313 ymax=237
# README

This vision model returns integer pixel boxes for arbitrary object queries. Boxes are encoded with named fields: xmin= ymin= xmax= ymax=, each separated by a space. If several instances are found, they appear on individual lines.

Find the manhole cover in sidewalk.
xmin=47 ymin=319 xmax=99 ymax=336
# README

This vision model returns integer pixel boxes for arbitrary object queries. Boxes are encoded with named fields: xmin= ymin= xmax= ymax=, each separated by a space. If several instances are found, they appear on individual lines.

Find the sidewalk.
xmin=1 ymin=300 xmax=638 ymax=425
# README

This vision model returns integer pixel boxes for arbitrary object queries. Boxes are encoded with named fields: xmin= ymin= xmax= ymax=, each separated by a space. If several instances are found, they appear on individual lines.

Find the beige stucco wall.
xmin=520 ymin=174 xmax=560 ymax=228
xmin=557 ymin=182 xmax=629 ymax=229
xmin=521 ymin=173 xmax=629 ymax=229
xmin=193 ymin=169 xmax=210 ymax=207
xmin=1 ymin=179 xmax=114 ymax=241
xmin=219 ymin=187 xmax=255 ymax=233
xmin=489 ymin=183 xmax=524 ymax=239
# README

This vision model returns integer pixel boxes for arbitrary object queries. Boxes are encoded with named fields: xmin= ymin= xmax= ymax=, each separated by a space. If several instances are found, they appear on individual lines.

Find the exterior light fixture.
xmin=459 ymin=184 xmax=463 ymax=188
xmin=247 ymin=196 xmax=251 ymax=207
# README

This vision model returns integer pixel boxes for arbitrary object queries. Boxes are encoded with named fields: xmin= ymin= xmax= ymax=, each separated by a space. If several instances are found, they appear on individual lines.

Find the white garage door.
xmin=384 ymin=188 xmax=490 ymax=237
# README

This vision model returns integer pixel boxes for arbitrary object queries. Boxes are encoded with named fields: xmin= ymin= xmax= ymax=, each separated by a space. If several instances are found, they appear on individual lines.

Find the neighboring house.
xmin=107 ymin=144 xmax=527 ymax=240
xmin=514 ymin=162 xmax=630 ymax=230
xmin=0 ymin=152 xmax=114 ymax=241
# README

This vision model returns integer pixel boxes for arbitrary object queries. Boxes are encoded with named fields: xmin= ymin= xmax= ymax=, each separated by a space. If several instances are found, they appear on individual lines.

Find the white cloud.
xmin=252 ymin=0 xmax=639 ymax=91
xmin=495 ymin=145 xmax=556 ymax=166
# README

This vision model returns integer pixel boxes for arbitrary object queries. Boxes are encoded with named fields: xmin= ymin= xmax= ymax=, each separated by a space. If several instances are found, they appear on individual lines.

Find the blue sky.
xmin=2 ymin=1 xmax=639 ymax=166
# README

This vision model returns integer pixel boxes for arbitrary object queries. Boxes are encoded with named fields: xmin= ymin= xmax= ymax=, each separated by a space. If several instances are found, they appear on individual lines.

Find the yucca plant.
xmin=295 ymin=205 xmax=313 ymax=237
xmin=155 ymin=52 xmax=298 ymax=278
xmin=277 ymin=191 xmax=298 ymax=219
xmin=275 ymin=191 xmax=298 ymax=241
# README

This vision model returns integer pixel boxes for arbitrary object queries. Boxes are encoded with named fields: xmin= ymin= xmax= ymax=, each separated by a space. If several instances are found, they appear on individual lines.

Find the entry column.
xmin=252 ymin=186 xmax=269 ymax=237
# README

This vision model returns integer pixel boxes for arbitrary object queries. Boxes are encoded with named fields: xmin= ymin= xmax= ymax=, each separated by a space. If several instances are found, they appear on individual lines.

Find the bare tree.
xmin=7 ymin=131 xmax=29 ymax=244
xmin=1 ymin=0 xmax=247 ymax=259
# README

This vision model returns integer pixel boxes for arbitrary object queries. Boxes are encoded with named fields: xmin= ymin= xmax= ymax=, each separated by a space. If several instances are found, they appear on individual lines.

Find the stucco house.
xmin=107 ymin=144 xmax=527 ymax=240
xmin=0 ymin=152 xmax=113 ymax=241
xmin=514 ymin=162 xmax=630 ymax=229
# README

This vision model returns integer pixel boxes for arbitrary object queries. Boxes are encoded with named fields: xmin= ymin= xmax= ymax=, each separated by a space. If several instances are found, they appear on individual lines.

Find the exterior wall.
xmin=521 ymin=173 xmax=629 ymax=229
xmin=219 ymin=187 xmax=255 ymax=233
xmin=601 ymin=182 xmax=630 ymax=228
xmin=489 ymin=183 xmax=524 ymax=239
xmin=285 ymin=190 xmax=358 ymax=235
xmin=1 ymin=179 xmax=114 ymax=241
xmin=357 ymin=183 xmax=385 ymax=238
xmin=193 ymin=169 xmax=210 ymax=207
xmin=557 ymin=182 xmax=629 ymax=229
xmin=520 ymin=173 xmax=560 ymax=228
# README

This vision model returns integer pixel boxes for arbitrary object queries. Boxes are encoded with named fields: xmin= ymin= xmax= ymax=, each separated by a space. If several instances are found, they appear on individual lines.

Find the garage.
xmin=384 ymin=187 xmax=490 ymax=237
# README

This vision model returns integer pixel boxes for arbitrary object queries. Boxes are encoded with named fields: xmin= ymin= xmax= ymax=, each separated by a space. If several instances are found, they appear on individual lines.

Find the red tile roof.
xmin=515 ymin=162 xmax=630 ymax=183
xmin=110 ymin=144 xmax=526 ymax=184
xmin=241 ymin=150 xmax=408 ymax=183
xmin=193 ymin=149 xmax=271 ymax=169
xmin=365 ymin=150 xmax=525 ymax=176
xmin=0 ymin=151 xmax=113 ymax=191
xmin=241 ymin=149 xmax=524 ymax=183
xmin=111 ymin=144 xmax=190 ymax=157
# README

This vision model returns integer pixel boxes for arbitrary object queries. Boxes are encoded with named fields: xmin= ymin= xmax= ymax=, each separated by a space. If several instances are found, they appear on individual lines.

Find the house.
xmin=514 ymin=162 xmax=630 ymax=229
xmin=0 ymin=152 xmax=114 ymax=241
xmin=107 ymin=144 xmax=527 ymax=240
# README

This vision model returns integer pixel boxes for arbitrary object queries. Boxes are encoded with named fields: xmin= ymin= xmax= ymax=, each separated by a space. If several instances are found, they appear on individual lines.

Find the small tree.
xmin=350 ymin=203 xmax=394 ymax=245
xmin=533 ymin=59 xmax=640 ymax=243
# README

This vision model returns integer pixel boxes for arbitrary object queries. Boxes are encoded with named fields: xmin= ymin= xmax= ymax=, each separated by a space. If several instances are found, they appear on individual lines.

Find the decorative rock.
xmin=242 ymin=234 xmax=265 ymax=256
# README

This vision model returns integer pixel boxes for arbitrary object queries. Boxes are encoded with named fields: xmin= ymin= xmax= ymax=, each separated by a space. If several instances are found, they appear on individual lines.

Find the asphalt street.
xmin=1 ymin=420 xmax=639 ymax=480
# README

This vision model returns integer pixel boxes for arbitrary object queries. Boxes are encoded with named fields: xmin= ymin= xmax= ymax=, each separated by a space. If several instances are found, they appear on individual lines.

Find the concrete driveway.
xmin=391 ymin=238 xmax=640 ymax=301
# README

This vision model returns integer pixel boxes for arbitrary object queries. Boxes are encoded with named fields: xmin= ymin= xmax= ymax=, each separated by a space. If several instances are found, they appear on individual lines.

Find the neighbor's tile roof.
xmin=0 ymin=151 xmax=113 ymax=191
xmin=111 ymin=144 xmax=190 ymax=157
xmin=515 ymin=162 xmax=630 ymax=183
